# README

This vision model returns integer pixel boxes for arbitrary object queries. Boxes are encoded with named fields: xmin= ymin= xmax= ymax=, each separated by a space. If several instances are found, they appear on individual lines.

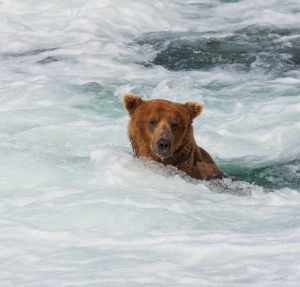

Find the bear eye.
xmin=149 ymin=118 xmax=158 ymax=128
xmin=170 ymin=118 xmax=179 ymax=129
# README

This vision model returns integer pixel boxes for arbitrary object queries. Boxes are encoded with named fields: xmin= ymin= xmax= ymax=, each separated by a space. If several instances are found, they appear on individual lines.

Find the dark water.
xmin=137 ymin=26 xmax=300 ymax=73
xmin=221 ymin=158 xmax=300 ymax=190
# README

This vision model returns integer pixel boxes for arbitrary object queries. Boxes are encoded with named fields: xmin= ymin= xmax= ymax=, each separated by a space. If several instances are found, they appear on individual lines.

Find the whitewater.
xmin=1 ymin=0 xmax=300 ymax=286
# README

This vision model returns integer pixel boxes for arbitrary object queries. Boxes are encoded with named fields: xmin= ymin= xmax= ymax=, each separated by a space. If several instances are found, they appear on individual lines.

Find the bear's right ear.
xmin=123 ymin=93 xmax=143 ymax=116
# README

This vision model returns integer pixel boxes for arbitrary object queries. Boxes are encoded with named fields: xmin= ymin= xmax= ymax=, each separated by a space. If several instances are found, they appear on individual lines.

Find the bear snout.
xmin=152 ymin=135 xmax=172 ymax=159
xmin=157 ymin=138 xmax=171 ymax=153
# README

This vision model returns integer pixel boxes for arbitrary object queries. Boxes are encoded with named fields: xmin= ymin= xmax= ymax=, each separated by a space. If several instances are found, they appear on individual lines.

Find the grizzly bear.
xmin=123 ymin=93 xmax=224 ymax=180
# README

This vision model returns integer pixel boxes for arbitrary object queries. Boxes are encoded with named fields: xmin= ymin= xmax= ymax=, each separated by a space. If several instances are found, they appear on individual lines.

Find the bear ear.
xmin=184 ymin=101 xmax=203 ymax=120
xmin=123 ymin=93 xmax=143 ymax=116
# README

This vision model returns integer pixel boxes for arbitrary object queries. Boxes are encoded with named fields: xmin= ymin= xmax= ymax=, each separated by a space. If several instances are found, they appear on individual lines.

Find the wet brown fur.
xmin=123 ymin=93 xmax=223 ymax=180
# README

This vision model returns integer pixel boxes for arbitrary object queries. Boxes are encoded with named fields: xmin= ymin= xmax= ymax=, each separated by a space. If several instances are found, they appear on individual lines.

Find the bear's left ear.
xmin=184 ymin=101 xmax=203 ymax=120
xmin=123 ymin=93 xmax=143 ymax=116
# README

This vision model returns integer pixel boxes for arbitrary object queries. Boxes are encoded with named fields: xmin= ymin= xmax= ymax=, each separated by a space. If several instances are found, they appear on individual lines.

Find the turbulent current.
xmin=1 ymin=0 xmax=300 ymax=286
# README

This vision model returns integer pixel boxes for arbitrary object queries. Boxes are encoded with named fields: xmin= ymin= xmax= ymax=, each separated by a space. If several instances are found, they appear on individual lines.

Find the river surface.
xmin=1 ymin=0 xmax=300 ymax=286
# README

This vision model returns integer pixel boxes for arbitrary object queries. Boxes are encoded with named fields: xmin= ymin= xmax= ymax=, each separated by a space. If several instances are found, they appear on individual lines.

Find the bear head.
xmin=123 ymin=93 xmax=203 ymax=161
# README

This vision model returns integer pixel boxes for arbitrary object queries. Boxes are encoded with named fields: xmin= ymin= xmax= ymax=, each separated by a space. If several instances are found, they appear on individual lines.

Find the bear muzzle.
xmin=151 ymin=122 xmax=174 ymax=159
xmin=152 ymin=135 xmax=172 ymax=159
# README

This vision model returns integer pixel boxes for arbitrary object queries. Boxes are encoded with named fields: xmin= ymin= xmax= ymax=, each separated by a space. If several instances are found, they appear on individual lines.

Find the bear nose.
xmin=157 ymin=138 xmax=170 ymax=152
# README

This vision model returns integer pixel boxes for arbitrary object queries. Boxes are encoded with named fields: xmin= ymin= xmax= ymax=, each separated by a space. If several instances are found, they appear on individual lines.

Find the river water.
xmin=1 ymin=0 xmax=300 ymax=286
